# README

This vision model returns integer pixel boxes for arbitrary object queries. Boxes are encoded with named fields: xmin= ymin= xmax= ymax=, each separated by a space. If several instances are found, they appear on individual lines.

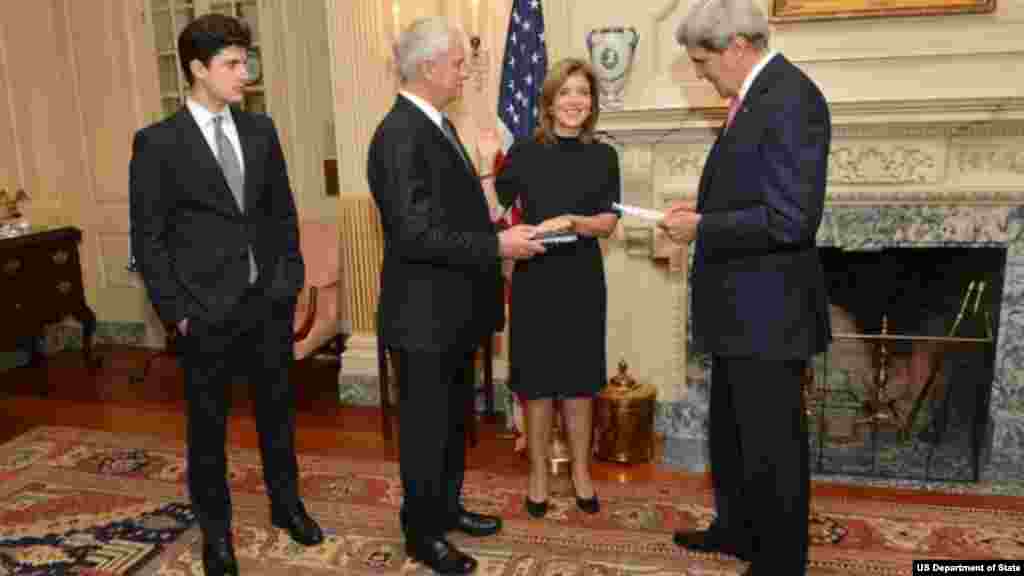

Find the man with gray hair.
xmin=367 ymin=16 xmax=545 ymax=576
xmin=658 ymin=0 xmax=832 ymax=574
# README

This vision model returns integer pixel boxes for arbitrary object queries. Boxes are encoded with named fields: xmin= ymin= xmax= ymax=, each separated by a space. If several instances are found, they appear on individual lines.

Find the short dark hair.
xmin=178 ymin=14 xmax=252 ymax=86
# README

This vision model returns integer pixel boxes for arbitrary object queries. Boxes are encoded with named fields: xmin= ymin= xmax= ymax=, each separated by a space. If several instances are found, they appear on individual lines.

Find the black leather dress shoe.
xmin=271 ymin=502 xmax=324 ymax=546
xmin=406 ymin=537 xmax=478 ymax=575
xmin=202 ymin=534 xmax=239 ymax=576
xmin=672 ymin=529 xmax=750 ymax=560
xmin=450 ymin=509 xmax=501 ymax=537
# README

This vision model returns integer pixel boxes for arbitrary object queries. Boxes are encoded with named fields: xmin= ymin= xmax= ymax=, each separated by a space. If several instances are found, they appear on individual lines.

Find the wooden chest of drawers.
xmin=0 ymin=226 xmax=97 ymax=366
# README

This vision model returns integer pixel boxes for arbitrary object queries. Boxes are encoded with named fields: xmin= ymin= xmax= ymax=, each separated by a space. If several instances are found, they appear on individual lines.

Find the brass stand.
xmin=549 ymin=405 xmax=571 ymax=476
xmin=831 ymin=318 xmax=992 ymax=440
xmin=856 ymin=315 xmax=902 ymax=431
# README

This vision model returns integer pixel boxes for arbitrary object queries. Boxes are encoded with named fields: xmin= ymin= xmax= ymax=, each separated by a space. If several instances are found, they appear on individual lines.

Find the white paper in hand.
xmin=613 ymin=202 xmax=665 ymax=222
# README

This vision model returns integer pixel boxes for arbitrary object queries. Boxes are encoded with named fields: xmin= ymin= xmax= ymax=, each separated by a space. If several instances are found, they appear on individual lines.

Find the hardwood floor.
xmin=1 ymin=345 xmax=1020 ymax=511
xmin=0 ymin=345 xmax=664 ymax=487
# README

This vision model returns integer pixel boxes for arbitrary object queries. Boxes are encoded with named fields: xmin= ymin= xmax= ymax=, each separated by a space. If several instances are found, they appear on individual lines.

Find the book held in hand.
xmin=534 ymin=229 xmax=579 ymax=245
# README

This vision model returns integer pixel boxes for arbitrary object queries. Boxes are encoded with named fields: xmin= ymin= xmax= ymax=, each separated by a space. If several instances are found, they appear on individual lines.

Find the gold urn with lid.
xmin=593 ymin=359 xmax=657 ymax=463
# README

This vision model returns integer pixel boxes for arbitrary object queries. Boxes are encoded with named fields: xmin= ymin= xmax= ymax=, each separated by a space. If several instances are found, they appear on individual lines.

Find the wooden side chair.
xmin=130 ymin=322 xmax=181 ymax=384
xmin=293 ymin=221 xmax=345 ymax=362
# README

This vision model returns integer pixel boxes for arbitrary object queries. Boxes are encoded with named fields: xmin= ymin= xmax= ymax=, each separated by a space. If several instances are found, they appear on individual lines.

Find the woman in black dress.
xmin=481 ymin=58 xmax=620 ymax=518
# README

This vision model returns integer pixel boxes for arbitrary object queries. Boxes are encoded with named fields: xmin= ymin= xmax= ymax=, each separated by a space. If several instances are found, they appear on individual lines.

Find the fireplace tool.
xmin=826 ymin=280 xmax=995 ymax=440
xmin=901 ymin=279 xmax=992 ymax=441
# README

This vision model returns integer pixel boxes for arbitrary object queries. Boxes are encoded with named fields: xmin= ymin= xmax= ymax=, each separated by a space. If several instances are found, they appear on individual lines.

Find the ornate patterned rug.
xmin=1 ymin=427 xmax=1022 ymax=575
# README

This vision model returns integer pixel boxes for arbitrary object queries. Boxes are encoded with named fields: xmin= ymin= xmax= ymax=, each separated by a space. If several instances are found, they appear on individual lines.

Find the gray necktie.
xmin=213 ymin=115 xmax=258 ymax=283
xmin=441 ymin=116 xmax=472 ymax=171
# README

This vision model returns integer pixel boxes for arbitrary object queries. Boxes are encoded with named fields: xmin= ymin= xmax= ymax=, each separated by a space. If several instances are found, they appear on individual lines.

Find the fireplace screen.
xmin=807 ymin=247 xmax=1005 ymax=482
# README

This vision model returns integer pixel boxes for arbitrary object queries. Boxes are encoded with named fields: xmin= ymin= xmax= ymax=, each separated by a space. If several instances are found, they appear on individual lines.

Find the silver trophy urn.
xmin=586 ymin=27 xmax=639 ymax=111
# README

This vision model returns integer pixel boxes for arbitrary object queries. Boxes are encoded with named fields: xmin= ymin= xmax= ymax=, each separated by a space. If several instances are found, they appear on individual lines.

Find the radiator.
xmin=339 ymin=193 xmax=382 ymax=334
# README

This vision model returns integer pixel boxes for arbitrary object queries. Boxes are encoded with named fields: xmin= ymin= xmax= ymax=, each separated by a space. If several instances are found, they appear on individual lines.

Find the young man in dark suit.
xmin=659 ymin=0 xmax=832 ymax=574
xmin=129 ymin=14 xmax=322 ymax=576
xmin=366 ymin=16 xmax=545 ymax=576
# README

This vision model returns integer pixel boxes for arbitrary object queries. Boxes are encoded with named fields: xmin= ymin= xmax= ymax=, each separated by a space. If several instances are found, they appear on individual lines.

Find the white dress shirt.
xmin=186 ymin=98 xmax=245 ymax=176
xmin=399 ymin=90 xmax=444 ymax=132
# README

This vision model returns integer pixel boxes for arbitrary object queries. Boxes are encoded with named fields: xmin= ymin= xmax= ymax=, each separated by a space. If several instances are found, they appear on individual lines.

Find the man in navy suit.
xmin=660 ymin=0 xmax=832 ymax=573
xmin=130 ymin=14 xmax=322 ymax=576
xmin=366 ymin=17 xmax=544 ymax=576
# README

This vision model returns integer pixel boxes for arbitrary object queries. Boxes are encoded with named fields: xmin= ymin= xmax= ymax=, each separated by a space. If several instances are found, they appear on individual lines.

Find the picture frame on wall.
xmin=770 ymin=0 xmax=995 ymax=21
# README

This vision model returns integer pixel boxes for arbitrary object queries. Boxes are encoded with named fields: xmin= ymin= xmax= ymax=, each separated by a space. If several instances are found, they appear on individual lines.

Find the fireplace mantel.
xmin=596 ymin=97 xmax=1024 ymax=213
xmin=599 ymin=97 xmax=1024 ymax=135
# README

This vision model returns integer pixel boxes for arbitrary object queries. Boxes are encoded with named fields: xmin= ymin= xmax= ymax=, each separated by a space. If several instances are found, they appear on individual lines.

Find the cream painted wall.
xmin=261 ymin=0 xmax=336 ymax=219
xmin=545 ymin=0 xmax=1024 ymax=110
xmin=0 ymin=15 xmax=19 ymax=197
xmin=329 ymin=0 xmax=514 ymax=203
xmin=0 ymin=1 xmax=337 ymax=342
xmin=0 ymin=1 xmax=88 ymax=233
xmin=0 ymin=0 xmax=163 ymax=339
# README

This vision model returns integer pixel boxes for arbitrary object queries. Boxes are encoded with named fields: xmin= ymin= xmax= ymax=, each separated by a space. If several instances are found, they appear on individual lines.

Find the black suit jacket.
xmin=129 ymin=106 xmax=303 ymax=327
xmin=691 ymin=54 xmax=832 ymax=360
xmin=367 ymin=95 xmax=501 ymax=352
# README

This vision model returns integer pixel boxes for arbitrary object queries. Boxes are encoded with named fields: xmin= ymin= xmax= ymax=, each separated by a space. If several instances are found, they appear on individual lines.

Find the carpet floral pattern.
xmin=1 ymin=427 xmax=1023 ymax=575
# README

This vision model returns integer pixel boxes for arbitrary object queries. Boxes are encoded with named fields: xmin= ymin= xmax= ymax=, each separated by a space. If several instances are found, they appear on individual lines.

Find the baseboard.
xmin=1 ymin=321 xmax=146 ymax=371
xmin=340 ymin=333 xmax=511 ymax=380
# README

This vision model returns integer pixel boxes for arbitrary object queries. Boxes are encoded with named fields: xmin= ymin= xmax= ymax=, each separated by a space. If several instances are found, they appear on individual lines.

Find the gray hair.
xmin=675 ymin=0 xmax=770 ymax=52
xmin=394 ymin=17 xmax=455 ymax=83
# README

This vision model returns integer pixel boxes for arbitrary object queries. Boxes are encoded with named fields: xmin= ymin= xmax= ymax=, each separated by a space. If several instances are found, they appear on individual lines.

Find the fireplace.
xmin=647 ymin=202 xmax=1024 ymax=484
xmin=808 ymin=246 xmax=1006 ymax=481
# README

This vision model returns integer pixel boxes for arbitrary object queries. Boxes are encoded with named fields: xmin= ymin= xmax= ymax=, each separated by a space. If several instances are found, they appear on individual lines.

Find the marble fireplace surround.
xmin=600 ymin=97 xmax=1024 ymax=483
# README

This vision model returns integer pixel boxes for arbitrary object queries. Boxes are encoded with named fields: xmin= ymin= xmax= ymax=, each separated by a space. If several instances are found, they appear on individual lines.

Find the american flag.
xmin=497 ymin=0 xmax=547 ymax=155
xmin=495 ymin=0 xmax=547 ymax=228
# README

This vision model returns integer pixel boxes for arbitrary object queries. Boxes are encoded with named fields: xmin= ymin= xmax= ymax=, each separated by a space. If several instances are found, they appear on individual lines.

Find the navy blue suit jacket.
xmin=691 ymin=54 xmax=832 ymax=360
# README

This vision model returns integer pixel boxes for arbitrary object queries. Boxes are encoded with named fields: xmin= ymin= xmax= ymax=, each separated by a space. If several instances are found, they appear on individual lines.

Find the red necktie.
xmin=726 ymin=97 xmax=741 ymax=130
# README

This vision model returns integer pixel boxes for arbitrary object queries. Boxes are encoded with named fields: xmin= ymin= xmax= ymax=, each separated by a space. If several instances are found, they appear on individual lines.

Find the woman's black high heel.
xmin=525 ymin=498 xmax=549 ymax=518
xmin=576 ymin=494 xmax=600 ymax=514
xmin=572 ymin=475 xmax=601 ymax=514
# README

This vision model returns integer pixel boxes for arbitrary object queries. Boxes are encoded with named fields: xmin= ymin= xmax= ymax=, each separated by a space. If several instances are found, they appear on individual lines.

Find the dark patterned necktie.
xmin=441 ymin=116 xmax=472 ymax=170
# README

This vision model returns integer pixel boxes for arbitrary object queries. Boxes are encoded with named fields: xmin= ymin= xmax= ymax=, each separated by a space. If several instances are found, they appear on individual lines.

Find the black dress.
xmin=495 ymin=135 xmax=621 ymax=400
